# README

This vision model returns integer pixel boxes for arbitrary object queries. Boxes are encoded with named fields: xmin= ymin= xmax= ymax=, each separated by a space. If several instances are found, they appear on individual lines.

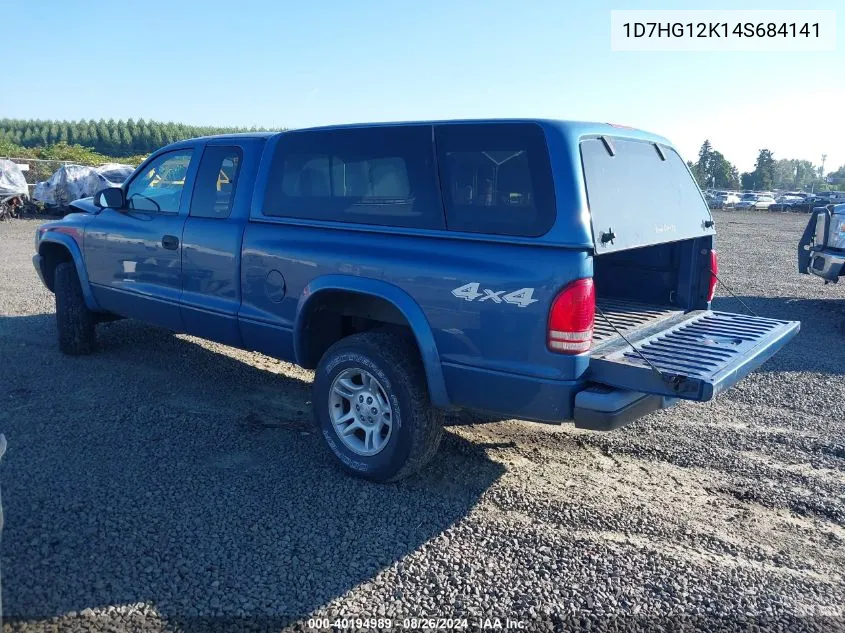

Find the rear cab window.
xmin=262 ymin=125 xmax=443 ymax=229
xmin=434 ymin=123 xmax=556 ymax=236
xmin=190 ymin=146 xmax=243 ymax=219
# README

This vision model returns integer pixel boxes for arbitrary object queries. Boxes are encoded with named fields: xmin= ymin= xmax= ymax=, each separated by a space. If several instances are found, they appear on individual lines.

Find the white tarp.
xmin=33 ymin=164 xmax=97 ymax=206
xmin=0 ymin=159 xmax=28 ymax=198
xmin=85 ymin=163 xmax=134 ymax=197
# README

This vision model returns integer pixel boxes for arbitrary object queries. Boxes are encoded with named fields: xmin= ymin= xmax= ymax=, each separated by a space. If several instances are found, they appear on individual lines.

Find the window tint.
xmin=435 ymin=123 xmax=556 ymax=236
xmin=190 ymin=146 xmax=242 ymax=219
xmin=580 ymin=138 xmax=707 ymax=220
xmin=263 ymin=126 xmax=443 ymax=229
xmin=126 ymin=150 xmax=192 ymax=213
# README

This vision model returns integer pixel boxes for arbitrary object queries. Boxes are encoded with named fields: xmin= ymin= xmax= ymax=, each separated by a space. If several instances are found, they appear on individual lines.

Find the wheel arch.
xmin=38 ymin=234 xmax=100 ymax=311
xmin=294 ymin=275 xmax=451 ymax=408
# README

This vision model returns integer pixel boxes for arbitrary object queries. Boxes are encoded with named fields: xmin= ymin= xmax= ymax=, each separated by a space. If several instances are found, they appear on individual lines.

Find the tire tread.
xmin=315 ymin=330 xmax=443 ymax=482
xmin=54 ymin=261 xmax=96 ymax=355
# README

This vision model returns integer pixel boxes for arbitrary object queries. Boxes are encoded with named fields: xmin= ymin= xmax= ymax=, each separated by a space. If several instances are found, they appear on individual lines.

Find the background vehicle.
xmin=705 ymin=191 xmax=721 ymax=209
xmin=716 ymin=191 xmax=740 ymax=208
xmin=798 ymin=203 xmax=845 ymax=282
xmin=735 ymin=193 xmax=759 ymax=210
xmin=84 ymin=163 xmax=134 ymax=197
xmin=33 ymin=165 xmax=96 ymax=207
xmin=32 ymin=120 xmax=800 ymax=482
xmin=770 ymin=194 xmax=804 ymax=212
xmin=0 ymin=159 xmax=29 ymax=220
xmin=753 ymin=194 xmax=776 ymax=210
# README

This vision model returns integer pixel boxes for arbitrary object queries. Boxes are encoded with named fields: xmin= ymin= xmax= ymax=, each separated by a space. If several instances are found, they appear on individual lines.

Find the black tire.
xmin=54 ymin=261 xmax=96 ymax=355
xmin=313 ymin=330 xmax=443 ymax=482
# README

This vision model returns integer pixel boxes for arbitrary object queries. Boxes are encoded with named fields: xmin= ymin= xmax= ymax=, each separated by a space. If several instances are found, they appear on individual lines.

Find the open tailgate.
xmin=588 ymin=311 xmax=799 ymax=401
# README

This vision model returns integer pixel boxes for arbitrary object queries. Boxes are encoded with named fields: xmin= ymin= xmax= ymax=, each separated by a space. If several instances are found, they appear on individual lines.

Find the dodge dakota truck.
xmin=33 ymin=120 xmax=800 ymax=481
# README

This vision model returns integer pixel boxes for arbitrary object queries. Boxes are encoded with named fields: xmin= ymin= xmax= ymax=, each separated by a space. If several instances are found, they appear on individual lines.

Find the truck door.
xmin=179 ymin=144 xmax=249 ymax=347
xmin=84 ymin=148 xmax=197 ymax=330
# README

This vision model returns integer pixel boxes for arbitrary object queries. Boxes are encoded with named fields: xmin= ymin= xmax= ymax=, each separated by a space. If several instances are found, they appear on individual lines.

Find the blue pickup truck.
xmin=33 ymin=120 xmax=800 ymax=481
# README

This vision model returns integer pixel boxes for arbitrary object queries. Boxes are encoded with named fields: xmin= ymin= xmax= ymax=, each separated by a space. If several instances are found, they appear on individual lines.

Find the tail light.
xmin=707 ymin=250 xmax=718 ymax=302
xmin=548 ymin=278 xmax=595 ymax=354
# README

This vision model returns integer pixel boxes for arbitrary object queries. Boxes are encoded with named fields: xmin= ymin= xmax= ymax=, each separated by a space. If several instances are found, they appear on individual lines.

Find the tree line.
xmin=687 ymin=140 xmax=843 ymax=192
xmin=0 ymin=118 xmax=274 ymax=158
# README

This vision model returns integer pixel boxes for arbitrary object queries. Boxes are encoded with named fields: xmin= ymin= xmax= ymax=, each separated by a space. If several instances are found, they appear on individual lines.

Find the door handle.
xmin=161 ymin=235 xmax=179 ymax=250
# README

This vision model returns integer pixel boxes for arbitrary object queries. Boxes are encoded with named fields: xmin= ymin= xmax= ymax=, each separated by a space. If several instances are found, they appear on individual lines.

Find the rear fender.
xmin=295 ymin=275 xmax=451 ymax=408
xmin=39 ymin=232 xmax=100 ymax=311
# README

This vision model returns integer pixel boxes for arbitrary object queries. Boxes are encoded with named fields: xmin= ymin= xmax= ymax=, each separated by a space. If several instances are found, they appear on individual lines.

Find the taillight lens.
xmin=548 ymin=278 xmax=595 ymax=354
xmin=707 ymin=250 xmax=718 ymax=302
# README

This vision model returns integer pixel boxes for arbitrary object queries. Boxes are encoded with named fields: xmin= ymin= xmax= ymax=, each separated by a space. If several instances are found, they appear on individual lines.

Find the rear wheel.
xmin=313 ymin=331 xmax=443 ymax=482
xmin=54 ymin=262 xmax=96 ymax=355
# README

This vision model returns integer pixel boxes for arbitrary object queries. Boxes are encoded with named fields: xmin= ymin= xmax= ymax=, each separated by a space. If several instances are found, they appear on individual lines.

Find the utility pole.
xmin=820 ymin=154 xmax=827 ymax=178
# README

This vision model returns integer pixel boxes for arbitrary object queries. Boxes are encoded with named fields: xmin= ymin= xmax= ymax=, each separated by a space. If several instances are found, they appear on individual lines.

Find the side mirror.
xmin=94 ymin=187 xmax=125 ymax=209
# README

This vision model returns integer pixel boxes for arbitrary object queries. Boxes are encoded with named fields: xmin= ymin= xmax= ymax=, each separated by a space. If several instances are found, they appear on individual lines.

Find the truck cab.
xmin=33 ymin=120 xmax=800 ymax=482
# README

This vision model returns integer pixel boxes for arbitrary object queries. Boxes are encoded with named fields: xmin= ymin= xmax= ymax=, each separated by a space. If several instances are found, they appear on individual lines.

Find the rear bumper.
xmin=807 ymin=250 xmax=845 ymax=282
xmin=441 ymin=363 xmax=673 ymax=429
xmin=441 ymin=362 xmax=583 ymax=422
xmin=574 ymin=386 xmax=675 ymax=431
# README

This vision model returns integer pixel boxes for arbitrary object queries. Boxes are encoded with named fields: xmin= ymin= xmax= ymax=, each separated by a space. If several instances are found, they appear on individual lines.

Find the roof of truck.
xmin=182 ymin=132 xmax=277 ymax=142
xmin=290 ymin=118 xmax=672 ymax=144
xmin=177 ymin=119 xmax=671 ymax=145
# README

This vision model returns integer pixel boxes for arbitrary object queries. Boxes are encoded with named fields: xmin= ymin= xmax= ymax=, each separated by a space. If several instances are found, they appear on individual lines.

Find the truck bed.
xmin=593 ymin=299 xmax=683 ymax=345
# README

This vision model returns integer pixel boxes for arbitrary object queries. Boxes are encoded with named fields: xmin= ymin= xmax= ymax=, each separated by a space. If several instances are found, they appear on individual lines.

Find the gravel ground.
xmin=1 ymin=210 xmax=843 ymax=632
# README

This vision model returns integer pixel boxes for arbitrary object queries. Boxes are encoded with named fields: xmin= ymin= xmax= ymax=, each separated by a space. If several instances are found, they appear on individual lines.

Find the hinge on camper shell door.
xmin=600 ymin=228 xmax=616 ymax=245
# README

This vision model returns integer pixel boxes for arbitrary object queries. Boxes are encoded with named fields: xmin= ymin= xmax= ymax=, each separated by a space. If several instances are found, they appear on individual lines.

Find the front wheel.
xmin=54 ymin=262 xmax=96 ymax=355
xmin=313 ymin=331 xmax=443 ymax=482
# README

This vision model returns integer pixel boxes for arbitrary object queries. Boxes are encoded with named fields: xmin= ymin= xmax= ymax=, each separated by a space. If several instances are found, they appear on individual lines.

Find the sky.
xmin=5 ymin=0 xmax=844 ymax=173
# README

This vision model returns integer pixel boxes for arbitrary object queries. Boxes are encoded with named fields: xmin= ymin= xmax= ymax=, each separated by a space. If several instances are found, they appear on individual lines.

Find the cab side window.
xmin=262 ymin=126 xmax=443 ymax=230
xmin=435 ymin=123 xmax=556 ymax=237
xmin=190 ymin=146 xmax=243 ymax=219
xmin=126 ymin=150 xmax=193 ymax=213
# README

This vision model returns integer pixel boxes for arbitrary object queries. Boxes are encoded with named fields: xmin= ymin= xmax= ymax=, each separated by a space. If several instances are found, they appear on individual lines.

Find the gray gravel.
xmin=1 ymin=210 xmax=844 ymax=632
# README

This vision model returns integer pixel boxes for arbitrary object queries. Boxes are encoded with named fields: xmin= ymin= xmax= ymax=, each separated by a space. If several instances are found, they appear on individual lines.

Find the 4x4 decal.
xmin=451 ymin=283 xmax=538 ymax=308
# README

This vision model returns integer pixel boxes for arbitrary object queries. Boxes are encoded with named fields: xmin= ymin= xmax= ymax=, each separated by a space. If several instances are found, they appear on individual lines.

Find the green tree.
xmin=690 ymin=140 xmax=739 ymax=189
xmin=752 ymin=149 xmax=775 ymax=190
xmin=827 ymin=164 xmax=845 ymax=190
xmin=729 ymin=166 xmax=740 ymax=189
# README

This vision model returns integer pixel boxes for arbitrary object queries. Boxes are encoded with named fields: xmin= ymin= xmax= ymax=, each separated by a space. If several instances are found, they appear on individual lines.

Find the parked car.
xmin=789 ymin=194 xmax=821 ymax=213
xmin=753 ymin=194 xmax=776 ymax=210
xmin=705 ymin=191 xmax=722 ymax=209
xmin=32 ymin=120 xmax=800 ymax=482
xmin=0 ymin=159 xmax=29 ymax=220
xmin=85 ymin=163 xmax=134 ymax=197
xmin=33 ymin=165 xmax=97 ymax=207
xmin=735 ymin=193 xmax=760 ymax=210
xmin=770 ymin=194 xmax=804 ymax=212
xmin=798 ymin=203 xmax=845 ymax=282
xmin=716 ymin=191 xmax=740 ymax=208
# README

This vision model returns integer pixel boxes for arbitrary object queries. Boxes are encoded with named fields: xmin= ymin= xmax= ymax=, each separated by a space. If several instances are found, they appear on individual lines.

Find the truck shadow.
xmin=0 ymin=314 xmax=505 ymax=629
xmin=713 ymin=295 xmax=845 ymax=375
